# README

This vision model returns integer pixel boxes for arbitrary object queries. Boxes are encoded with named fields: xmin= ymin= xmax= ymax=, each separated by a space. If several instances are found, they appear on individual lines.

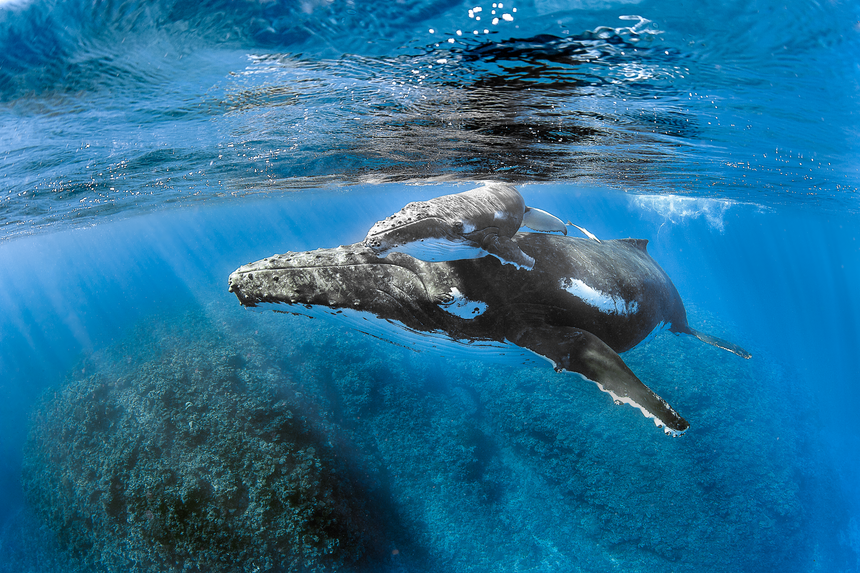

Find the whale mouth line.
xmin=233 ymin=260 xmax=412 ymax=274
xmin=366 ymin=215 xmax=449 ymax=236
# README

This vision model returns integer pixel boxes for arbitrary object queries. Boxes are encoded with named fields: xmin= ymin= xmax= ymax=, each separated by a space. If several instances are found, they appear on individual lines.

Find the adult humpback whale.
xmin=228 ymin=187 xmax=750 ymax=436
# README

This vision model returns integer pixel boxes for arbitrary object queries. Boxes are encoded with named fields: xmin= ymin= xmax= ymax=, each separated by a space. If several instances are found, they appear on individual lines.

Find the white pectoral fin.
xmin=523 ymin=207 xmax=568 ymax=235
xmin=566 ymin=221 xmax=600 ymax=242
xmin=507 ymin=323 xmax=689 ymax=436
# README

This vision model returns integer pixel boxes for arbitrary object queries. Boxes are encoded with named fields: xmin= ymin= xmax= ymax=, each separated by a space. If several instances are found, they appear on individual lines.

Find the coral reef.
xmin=22 ymin=310 xmax=388 ymax=573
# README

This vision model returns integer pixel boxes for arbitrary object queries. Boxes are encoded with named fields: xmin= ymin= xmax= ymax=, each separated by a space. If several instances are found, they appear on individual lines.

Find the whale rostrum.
xmin=229 ymin=185 xmax=750 ymax=436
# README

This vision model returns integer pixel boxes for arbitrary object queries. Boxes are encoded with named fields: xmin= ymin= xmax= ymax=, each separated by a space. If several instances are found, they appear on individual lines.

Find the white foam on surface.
xmin=559 ymin=277 xmax=639 ymax=316
xmin=632 ymin=194 xmax=735 ymax=232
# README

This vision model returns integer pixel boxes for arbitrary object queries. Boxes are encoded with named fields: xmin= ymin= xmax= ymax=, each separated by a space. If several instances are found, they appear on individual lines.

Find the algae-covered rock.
xmin=22 ymin=311 xmax=382 ymax=573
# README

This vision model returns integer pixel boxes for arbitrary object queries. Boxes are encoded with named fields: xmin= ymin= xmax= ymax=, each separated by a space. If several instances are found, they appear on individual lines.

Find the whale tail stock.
xmin=669 ymin=324 xmax=752 ymax=360
xmin=684 ymin=327 xmax=752 ymax=359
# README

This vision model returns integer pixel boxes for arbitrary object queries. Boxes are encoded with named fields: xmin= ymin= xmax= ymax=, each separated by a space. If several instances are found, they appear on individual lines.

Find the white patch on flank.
xmin=493 ymin=210 xmax=516 ymax=225
xmin=438 ymin=287 xmax=488 ymax=319
xmin=559 ymin=277 xmax=639 ymax=316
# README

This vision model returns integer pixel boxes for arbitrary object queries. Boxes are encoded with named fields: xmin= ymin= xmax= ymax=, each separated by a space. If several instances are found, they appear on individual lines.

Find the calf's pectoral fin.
xmin=522 ymin=207 xmax=568 ymax=235
xmin=480 ymin=235 xmax=535 ymax=270
xmin=507 ymin=324 xmax=689 ymax=436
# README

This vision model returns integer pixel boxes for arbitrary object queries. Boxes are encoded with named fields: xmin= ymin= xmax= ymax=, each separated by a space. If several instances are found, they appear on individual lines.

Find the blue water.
xmin=1 ymin=0 xmax=859 ymax=571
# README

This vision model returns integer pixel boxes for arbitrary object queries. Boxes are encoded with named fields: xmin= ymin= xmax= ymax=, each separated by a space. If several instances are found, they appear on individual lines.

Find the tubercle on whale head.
xmin=364 ymin=215 xmax=455 ymax=255
xmin=228 ymin=248 xmax=354 ymax=307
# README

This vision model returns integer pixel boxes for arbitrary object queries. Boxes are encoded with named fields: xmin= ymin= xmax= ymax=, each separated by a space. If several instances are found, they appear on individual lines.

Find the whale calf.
xmin=229 ymin=192 xmax=750 ymax=436
xmin=363 ymin=183 xmax=567 ymax=270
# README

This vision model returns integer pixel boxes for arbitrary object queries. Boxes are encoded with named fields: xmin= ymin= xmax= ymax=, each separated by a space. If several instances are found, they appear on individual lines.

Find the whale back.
xmin=442 ymin=234 xmax=691 ymax=353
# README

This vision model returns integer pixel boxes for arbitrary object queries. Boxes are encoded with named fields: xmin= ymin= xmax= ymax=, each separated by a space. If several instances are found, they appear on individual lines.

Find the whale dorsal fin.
xmin=620 ymin=238 xmax=649 ymax=252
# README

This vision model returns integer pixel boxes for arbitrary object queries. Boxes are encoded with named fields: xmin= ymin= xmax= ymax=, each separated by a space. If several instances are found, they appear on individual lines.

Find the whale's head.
xmin=228 ymin=245 xmax=452 ymax=330
xmin=363 ymin=203 xmax=469 ymax=256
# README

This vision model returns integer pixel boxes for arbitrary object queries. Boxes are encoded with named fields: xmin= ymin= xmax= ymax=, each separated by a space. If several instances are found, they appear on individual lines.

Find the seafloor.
xmin=3 ymin=297 xmax=838 ymax=573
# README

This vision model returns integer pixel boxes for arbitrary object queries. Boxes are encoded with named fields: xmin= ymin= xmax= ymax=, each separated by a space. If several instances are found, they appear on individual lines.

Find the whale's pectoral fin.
xmin=484 ymin=236 xmax=536 ymax=270
xmin=466 ymin=231 xmax=536 ymax=270
xmin=566 ymin=221 xmax=601 ymax=242
xmin=523 ymin=207 xmax=568 ymax=235
xmin=507 ymin=323 xmax=689 ymax=436
xmin=683 ymin=327 xmax=752 ymax=359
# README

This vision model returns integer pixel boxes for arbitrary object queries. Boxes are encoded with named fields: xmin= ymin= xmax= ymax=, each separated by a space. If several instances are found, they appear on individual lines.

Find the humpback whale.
xmin=363 ymin=183 xmax=567 ymax=270
xmin=229 ymin=187 xmax=750 ymax=436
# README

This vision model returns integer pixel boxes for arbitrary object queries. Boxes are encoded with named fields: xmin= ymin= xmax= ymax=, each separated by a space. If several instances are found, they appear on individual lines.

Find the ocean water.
xmin=1 ymin=0 xmax=859 ymax=572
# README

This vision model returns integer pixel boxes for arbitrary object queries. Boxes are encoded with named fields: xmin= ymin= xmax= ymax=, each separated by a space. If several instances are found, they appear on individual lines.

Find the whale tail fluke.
xmin=685 ymin=327 xmax=752 ymax=359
